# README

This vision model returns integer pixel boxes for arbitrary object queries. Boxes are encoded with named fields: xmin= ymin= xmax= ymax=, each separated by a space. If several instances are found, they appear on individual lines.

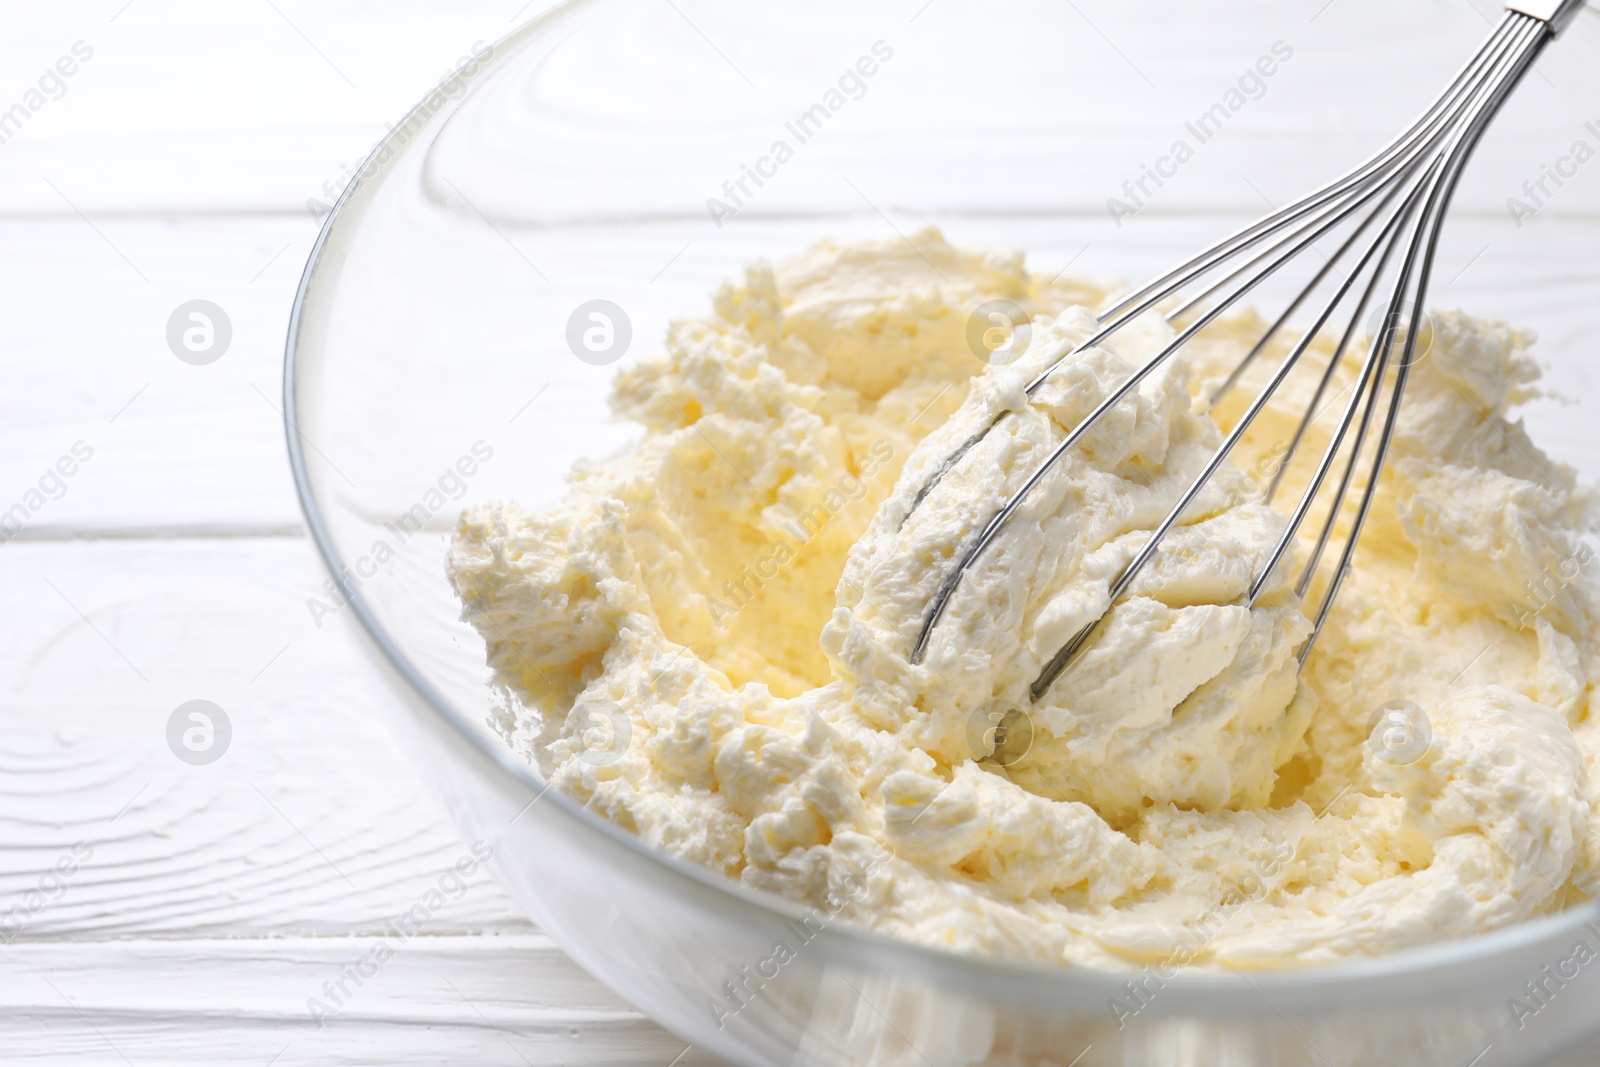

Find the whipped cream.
xmin=448 ymin=230 xmax=1597 ymax=969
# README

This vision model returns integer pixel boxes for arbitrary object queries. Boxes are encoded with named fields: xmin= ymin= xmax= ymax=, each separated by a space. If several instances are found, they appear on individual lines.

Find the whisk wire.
xmin=1293 ymin=15 xmax=1545 ymax=603
xmin=1093 ymin=13 xmax=1522 ymax=329
xmin=1201 ymin=15 xmax=1532 ymax=405
xmin=1296 ymin=15 xmax=1548 ymax=661
xmin=914 ymin=118 xmax=1465 ymax=668
xmin=896 ymin=20 xmax=1527 ymax=531
xmin=1032 ymin=159 xmax=1444 ymax=698
xmin=902 ymin=8 xmax=1561 ymax=700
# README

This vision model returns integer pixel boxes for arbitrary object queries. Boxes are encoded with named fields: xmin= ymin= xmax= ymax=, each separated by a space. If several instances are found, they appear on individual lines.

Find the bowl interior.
xmin=287 ymin=0 xmax=1600 ymax=989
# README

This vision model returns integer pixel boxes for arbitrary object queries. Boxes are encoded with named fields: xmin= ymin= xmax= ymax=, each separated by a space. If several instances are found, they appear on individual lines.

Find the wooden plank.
xmin=1 ymin=0 xmax=1598 ymax=216
xmin=0 ymin=210 xmax=1593 ymax=535
xmin=0 ymin=936 xmax=726 ymax=1066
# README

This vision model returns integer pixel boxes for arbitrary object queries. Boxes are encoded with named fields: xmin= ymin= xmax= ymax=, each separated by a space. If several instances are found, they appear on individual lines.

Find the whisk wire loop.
xmin=903 ymin=9 xmax=1558 ymax=700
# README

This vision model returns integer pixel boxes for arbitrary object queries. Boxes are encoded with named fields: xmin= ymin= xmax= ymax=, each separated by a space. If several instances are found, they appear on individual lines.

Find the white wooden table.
xmin=1 ymin=2 xmax=1597 ymax=1064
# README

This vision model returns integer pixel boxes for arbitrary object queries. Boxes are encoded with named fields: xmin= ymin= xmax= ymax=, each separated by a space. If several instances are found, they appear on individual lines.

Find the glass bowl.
xmin=283 ymin=1 xmax=1600 ymax=1063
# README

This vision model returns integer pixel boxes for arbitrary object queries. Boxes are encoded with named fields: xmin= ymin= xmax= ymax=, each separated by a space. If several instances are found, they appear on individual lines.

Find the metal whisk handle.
xmin=1506 ymin=0 xmax=1588 ymax=35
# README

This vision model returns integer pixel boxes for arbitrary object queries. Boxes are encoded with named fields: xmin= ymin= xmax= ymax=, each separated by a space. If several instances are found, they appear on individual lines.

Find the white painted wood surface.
xmin=2 ymin=2 xmax=1598 ymax=1065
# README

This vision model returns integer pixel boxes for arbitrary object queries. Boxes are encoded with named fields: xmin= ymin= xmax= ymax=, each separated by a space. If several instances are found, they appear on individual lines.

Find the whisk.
xmin=907 ymin=0 xmax=1587 ymax=702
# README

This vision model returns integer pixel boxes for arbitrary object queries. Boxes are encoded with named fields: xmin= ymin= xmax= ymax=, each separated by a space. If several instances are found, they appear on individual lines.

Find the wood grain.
xmin=0 ymin=536 xmax=536 ymax=940
xmin=0 ymin=936 xmax=722 ymax=1067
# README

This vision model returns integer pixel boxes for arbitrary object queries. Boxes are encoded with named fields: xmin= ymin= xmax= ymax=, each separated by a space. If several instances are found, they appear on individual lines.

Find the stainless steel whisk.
xmin=907 ymin=0 xmax=1587 ymax=701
